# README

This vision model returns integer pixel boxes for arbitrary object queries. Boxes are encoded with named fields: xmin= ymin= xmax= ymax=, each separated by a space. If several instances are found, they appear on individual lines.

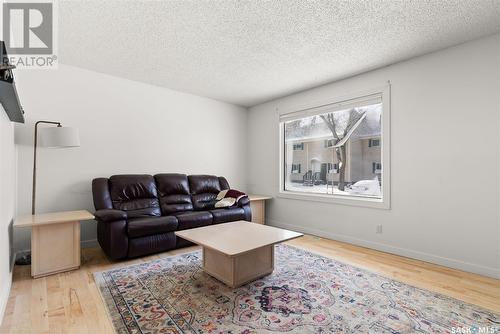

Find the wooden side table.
xmin=248 ymin=195 xmax=272 ymax=225
xmin=14 ymin=210 xmax=94 ymax=278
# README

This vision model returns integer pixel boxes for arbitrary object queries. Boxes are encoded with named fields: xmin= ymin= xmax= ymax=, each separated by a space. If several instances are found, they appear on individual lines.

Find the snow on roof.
xmin=285 ymin=103 xmax=381 ymax=143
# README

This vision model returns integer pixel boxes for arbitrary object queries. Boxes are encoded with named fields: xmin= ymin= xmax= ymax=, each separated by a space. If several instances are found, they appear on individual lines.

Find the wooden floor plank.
xmin=1 ymin=234 xmax=498 ymax=333
xmin=30 ymin=277 xmax=49 ymax=334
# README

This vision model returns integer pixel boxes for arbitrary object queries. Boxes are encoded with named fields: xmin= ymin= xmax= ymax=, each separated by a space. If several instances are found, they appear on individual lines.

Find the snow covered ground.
xmin=285 ymin=180 xmax=381 ymax=198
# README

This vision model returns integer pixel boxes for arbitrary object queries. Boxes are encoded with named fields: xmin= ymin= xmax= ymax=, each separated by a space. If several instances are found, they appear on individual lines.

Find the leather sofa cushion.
xmin=188 ymin=175 xmax=226 ymax=210
xmin=160 ymin=195 xmax=193 ymax=214
xmin=109 ymin=175 xmax=161 ymax=218
xmin=174 ymin=211 xmax=213 ymax=230
xmin=128 ymin=216 xmax=178 ymax=238
xmin=191 ymin=193 xmax=217 ymax=211
xmin=155 ymin=174 xmax=194 ymax=215
xmin=155 ymin=173 xmax=191 ymax=195
xmin=188 ymin=175 xmax=221 ymax=195
xmin=210 ymin=207 xmax=246 ymax=224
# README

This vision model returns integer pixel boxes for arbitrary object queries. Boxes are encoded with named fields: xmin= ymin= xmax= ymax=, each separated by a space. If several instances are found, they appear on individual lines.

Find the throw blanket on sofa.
xmin=215 ymin=189 xmax=247 ymax=208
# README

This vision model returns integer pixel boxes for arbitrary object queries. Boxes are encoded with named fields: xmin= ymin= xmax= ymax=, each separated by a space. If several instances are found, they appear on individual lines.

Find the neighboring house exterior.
xmin=284 ymin=105 xmax=382 ymax=186
xmin=287 ymin=136 xmax=381 ymax=185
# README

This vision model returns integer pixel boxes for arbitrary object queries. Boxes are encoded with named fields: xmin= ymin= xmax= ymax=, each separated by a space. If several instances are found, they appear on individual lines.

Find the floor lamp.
xmin=32 ymin=121 xmax=80 ymax=215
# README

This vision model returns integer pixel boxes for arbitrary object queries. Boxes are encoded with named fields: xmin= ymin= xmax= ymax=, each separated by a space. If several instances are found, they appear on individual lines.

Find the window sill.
xmin=277 ymin=190 xmax=390 ymax=209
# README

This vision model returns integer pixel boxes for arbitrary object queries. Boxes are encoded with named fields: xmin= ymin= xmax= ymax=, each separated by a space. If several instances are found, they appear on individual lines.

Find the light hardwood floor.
xmin=1 ymin=235 xmax=499 ymax=333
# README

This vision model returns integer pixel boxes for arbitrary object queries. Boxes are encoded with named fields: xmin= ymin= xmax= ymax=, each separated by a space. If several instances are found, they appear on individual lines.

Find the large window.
xmin=279 ymin=88 xmax=390 ymax=208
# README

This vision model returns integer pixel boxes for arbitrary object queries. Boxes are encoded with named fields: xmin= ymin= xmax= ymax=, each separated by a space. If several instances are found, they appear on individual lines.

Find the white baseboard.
xmin=269 ymin=219 xmax=500 ymax=279
xmin=0 ymin=270 xmax=13 ymax=326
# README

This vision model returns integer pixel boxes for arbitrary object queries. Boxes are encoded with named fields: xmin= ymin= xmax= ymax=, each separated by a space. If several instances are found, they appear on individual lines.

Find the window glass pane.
xmin=283 ymin=102 xmax=382 ymax=199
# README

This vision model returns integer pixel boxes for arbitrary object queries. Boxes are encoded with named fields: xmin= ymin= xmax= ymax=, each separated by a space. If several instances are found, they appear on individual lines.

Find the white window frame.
xmin=277 ymin=84 xmax=391 ymax=209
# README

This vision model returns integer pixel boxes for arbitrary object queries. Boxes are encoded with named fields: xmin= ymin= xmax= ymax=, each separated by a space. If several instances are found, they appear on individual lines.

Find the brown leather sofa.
xmin=92 ymin=174 xmax=251 ymax=260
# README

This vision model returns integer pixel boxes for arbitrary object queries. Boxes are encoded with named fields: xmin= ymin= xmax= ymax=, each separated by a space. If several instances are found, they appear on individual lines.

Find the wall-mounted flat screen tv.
xmin=0 ymin=41 xmax=25 ymax=123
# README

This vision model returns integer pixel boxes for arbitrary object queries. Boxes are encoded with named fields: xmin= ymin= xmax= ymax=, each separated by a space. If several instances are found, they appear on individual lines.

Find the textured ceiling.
xmin=59 ymin=0 xmax=500 ymax=107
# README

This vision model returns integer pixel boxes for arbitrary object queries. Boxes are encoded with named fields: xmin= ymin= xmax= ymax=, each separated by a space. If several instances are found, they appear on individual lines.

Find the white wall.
xmin=14 ymin=65 xmax=248 ymax=252
xmin=247 ymin=34 xmax=500 ymax=278
xmin=0 ymin=108 xmax=15 ymax=322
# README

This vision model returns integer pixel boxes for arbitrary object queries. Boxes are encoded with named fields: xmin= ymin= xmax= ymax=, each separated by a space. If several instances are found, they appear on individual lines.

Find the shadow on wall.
xmin=9 ymin=219 xmax=13 ymax=271
xmin=13 ymin=120 xmax=100 ymax=252
xmin=14 ymin=122 xmax=33 ymax=146
xmin=42 ymin=179 xmax=94 ymax=212
xmin=13 ymin=179 xmax=97 ymax=253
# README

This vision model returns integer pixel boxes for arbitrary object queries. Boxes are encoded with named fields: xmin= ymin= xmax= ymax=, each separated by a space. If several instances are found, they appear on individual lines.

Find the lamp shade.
xmin=39 ymin=126 xmax=80 ymax=148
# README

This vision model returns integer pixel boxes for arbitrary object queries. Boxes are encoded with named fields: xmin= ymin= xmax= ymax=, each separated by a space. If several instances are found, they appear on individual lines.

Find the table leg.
xmin=202 ymin=245 xmax=274 ymax=288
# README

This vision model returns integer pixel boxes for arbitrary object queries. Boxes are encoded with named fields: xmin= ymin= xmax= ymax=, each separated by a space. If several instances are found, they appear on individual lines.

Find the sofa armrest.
xmin=94 ymin=209 xmax=127 ymax=223
xmin=237 ymin=196 xmax=250 ymax=207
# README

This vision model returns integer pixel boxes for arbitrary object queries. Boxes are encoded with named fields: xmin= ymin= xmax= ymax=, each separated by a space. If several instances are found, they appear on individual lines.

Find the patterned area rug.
xmin=94 ymin=244 xmax=499 ymax=333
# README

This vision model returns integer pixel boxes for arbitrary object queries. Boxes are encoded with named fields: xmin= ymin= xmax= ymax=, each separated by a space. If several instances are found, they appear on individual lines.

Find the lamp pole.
xmin=32 ymin=121 xmax=61 ymax=215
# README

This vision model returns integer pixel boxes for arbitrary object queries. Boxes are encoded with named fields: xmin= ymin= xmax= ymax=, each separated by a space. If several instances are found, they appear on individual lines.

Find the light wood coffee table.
xmin=175 ymin=221 xmax=303 ymax=287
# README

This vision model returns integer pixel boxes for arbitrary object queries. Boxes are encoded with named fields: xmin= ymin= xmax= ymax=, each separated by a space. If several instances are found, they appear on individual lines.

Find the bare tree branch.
xmin=320 ymin=108 xmax=366 ymax=191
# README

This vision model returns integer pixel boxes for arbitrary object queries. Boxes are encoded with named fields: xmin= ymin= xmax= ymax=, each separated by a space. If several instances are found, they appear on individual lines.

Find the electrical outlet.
xmin=376 ymin=224 xmax=383 ymax=234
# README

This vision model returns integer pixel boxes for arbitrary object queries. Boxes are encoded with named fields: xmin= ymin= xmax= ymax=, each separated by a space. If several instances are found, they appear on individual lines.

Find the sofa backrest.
xmin=218 ymin=176 xmax=230 ymax=190
xmin=108 ymin=174 xmax=161 ymax=218
xmin=92 ymin=174 xmax=231 ymax=215
xmin=188 ymin=175 xmax=229 ymax=211
xmin=154 ymin=173 xmax=194 ymax=215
